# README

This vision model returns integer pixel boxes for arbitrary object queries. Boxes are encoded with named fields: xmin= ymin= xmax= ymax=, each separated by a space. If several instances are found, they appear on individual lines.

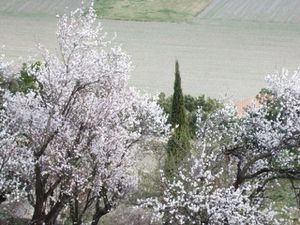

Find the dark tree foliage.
xmin=169 ymin=61 xmax=187 ymax=130
xmin=256 ymin=88 xmax=280 ymax=121
xmin=18 ymin=62 xmax=41 ymax=93
xmin=158 ymin=92 xmax=220 ymax=138
xmin=165 ymin=61 xmax=191 ymax=176
xmin=0 ymin=62 xmax=41 ymax=94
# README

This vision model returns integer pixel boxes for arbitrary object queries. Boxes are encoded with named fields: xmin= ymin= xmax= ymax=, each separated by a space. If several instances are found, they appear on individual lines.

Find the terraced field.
xmin=198 ymin=0 xmax=300 ymax=23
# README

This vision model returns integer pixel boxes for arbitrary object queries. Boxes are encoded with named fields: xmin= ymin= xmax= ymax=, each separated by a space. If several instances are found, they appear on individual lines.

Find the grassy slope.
xmin=94 ymin=0 xmax=211 ymax=22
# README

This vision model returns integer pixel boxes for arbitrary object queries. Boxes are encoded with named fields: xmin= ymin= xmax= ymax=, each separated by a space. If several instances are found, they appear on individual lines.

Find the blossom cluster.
xmin=140 ymin=151 xmax=279 ymax=225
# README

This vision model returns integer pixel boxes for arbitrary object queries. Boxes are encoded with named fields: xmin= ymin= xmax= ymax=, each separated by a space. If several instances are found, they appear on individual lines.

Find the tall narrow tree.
xmin=170 ymin=61 xmax=186 ymax=128
xmin=165 ymin=61 xmax=190 ymax=176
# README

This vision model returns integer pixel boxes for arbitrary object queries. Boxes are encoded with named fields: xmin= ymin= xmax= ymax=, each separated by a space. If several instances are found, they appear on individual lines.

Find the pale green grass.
xmin=94 ymin=0 xmax=211 ymax=22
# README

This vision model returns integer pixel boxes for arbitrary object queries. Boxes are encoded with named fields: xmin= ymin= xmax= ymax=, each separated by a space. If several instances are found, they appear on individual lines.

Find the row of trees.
xmin=0 ymin=3 xmax=300 ymax=225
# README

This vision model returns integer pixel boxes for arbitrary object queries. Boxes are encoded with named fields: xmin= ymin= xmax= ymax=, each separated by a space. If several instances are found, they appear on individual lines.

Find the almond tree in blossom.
xmin=0 ymin=6 xmax=168 ymax=225
xmin=197 ymin=69 xmax=300 ymax=196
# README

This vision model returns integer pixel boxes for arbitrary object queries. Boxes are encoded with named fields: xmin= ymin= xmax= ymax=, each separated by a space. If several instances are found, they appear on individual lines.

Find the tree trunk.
xmin=234 ymin=159 xmax=243 ymax=190
xmin=90 ymin=208 xmax=107 ymax=225
xmin=31 ymin=211 xmax=45 ymax=225
xmin=90 ymin=197 xmax=110 ymax=225
xmin=31 ymin=164 xmax=46 ymax=225
xmin=70 ymin=197 xmax=83 ymax=225
xmin=45 ymin=203 xmax=64 ymax=225
xmin=163 ymin=210 xmax=171 ymax=225
xmin=0 ymin=192 xmax=6 ymax=204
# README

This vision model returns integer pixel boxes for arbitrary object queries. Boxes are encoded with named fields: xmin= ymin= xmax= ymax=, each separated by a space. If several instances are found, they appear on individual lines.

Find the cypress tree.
xmin=165 ymin=60 xmax=191 ymax=176
xmin=170 ymin=61 xmax=186 ymax=129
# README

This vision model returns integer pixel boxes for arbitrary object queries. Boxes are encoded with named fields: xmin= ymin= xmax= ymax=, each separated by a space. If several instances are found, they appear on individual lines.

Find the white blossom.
xmin=0 ymin=5 xmax=168 ymax=224
xmin=139 ymin=151 xmax=279 ymax=225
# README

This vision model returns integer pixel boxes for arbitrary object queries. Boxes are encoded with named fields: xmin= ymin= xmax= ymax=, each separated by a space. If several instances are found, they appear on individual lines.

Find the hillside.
xmin=94 ymin=0 xmax=211 ymax=22
xmin=0 ymin=0 xmax=210 ymax=22
xmin=2 ymin=0 xmax=300 ymax=23
xmin=0 ymin=0 xmax=90 ymax=16
xmin=197 ymin=0 xmax=300 ymax=23
xmin=2 ymin=1 xmax=300 ymax=99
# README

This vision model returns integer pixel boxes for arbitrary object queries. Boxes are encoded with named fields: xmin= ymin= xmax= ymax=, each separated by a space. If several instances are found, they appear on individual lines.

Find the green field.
xmin=94 ymin=0 xmax=211 ymax=22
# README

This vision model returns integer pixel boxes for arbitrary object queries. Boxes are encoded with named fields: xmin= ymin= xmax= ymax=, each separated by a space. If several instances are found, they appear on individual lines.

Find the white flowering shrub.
xmin=139 ymin=151 xmax=279 ymax=225
xmin=191 ymin=68 xmax=300 ymax=224
xmin=194 ymin=68 xmax=300 ymax=191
